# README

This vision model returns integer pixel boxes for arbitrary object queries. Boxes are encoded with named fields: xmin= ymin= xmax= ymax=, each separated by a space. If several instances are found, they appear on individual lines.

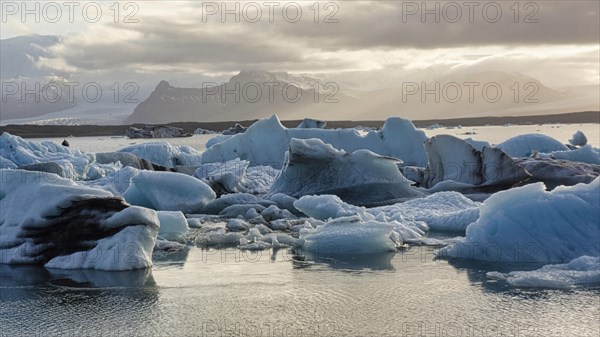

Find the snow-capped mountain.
xmin=127 ymin=70 xmax=598 ymax=123
xmin=126 ymin=71 xmax=359 ymax=124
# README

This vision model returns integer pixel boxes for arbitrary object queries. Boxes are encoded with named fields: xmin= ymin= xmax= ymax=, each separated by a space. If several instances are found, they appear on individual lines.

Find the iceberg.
xmin=83 ymin=166 xmax=140 ymax=195
xmin=201 ymin=193 xmax=277 ymax=215
xmin=125 ymin=125 xmax=192 ymax=138
xmin=464 ymin=138 xmax=491 ymax=151
xmin=194 ymin=229 xmax=244 ymax=248
xmin=267 ymin=138 xmax=423 ymax=206
xmin=0 ymin=156 xmax=17 ymax=169
xmin=226 ymin=218 xmax=251 ymax=231
xmin=297 ymin=118 xmax=327 ymax=129
xmin=516 ymin=158 xmax=599 ymax=189
xmin=421 ymin=135 xmax=530 ymax=190
xmin=294 ymin=192 xmax=480 ymax=232
xmin=119 ymin=142 xmax=202 ymax=168
xmin=487 ymin=256 xmax=599 ymax=289
xmin=193 ymin=158 xmax=279 ymax=195
xmin=0 ymin=169 xmax=159 ymax=270
xmin=0 ymin=132 xmax=119 ymax=180
xmin=436 ymin=178 xmax=600 ymax=263
xmin=95 ymin=151 xmax=169 ymax=171
xmin=299 ymin=216 xmax=405 ymax=256
xmin=497 ymin=133 xmax=569 ymax=157
xmin=157 ymin=211 xmax=189 ymax=238
xmin=569 ymin=130 xmax=588 ymax=147
xmin=205 ymin=135 xmax=233 ymax=148
xmin=534 ymin=145 xmax=600 ymax=165
xmin=293 ymin=194 xmax=363 ymax=220
xmin=122 ymin=170 xmax=216 ymax=213
xmin=299 ymin=218 xmax=389 ymax=255
xmin=201 ymin=115 xmax=428 ymax=169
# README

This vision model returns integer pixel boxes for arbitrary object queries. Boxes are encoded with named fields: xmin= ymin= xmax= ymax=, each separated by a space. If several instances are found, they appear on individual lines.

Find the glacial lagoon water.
xmin=4 ymin=124 xmax=598 ymax=336
xmin=30 ymin=123 xmax=600 ymax=154
xmin=1 ymin=246 xmax=599 ymax=337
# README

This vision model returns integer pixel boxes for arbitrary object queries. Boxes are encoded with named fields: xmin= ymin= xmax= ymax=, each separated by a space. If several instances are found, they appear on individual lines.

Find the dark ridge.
xmin=19 ymin=198 xmax=131 ymax=264
xmin=1 ymin=111 xmax=598 ymax=138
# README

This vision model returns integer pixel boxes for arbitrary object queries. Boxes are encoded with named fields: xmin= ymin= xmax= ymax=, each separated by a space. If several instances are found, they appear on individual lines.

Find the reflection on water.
xmin=292 ymin=250 xmax=396 ymax=271
xmin=0 ymin=264 xmax=160 ymax=336
xmin=0 ymin=264 xmax=156 ymax=289
xmin=1 ymin=247 xmax=599 ymax=337
xmin=151 ymin=247 xmax=191 ymax=267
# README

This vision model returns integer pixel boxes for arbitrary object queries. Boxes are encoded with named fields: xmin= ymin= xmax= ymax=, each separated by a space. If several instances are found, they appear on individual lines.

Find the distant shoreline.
xmin=1 ymin=111 xmax=598 ymax=138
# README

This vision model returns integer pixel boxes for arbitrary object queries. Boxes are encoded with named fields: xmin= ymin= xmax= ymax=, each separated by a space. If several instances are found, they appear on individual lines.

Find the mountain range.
xmin=1 ymin=35 xmax=598 ymax=125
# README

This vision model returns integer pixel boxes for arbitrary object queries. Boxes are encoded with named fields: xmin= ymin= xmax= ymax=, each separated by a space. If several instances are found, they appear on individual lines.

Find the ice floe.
xmin=0 ymin=132 xmax=119 ymax=180
xmin=294 ymin=192 xmax=480 ymax=232
xmin=497 ymin=133 xmax=569 ymax=157
xmin=157 ymin=211 xmax=189 ymax=241
xmin=193 ymin=158 xmax=279 ymax=195
xmin=299 ymin=216 xmax=405 ymax=256
xmin=487 ymin=256 xmax=599 ymax=288
xmin=436 ymin=178 xmax=600 ymax=263
xmin=119 ymin=142 xmax=202 ymax=168
xmin=122 ymin=170 xmax=216 ymax=213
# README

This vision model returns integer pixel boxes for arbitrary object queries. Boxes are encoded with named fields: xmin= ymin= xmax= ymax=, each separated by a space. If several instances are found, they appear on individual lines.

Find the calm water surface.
xmin=1 ymin=247 xmax=599 ymax=337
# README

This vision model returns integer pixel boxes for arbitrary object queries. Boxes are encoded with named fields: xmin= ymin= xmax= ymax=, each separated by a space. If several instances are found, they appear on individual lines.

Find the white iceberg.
xmin=294 ymin=192 xmax=480 ymax=232
xmin=0 ymin=169 xmax=159 ymax=270
xmin=487 ymin=256 xmax=599 ymax=288
xmin=123 ymin=170 xmax=216 ymax=213
xmin=436 ymin=178 xmax=600 ymax=263
xmin=205 ymin=135 xmax=233 ymax=148
xmin=119 ymin=142 xmax=202 ymax=168
xmin=157 ymin=211 xmax=189 ymax=238
xmin=193 ymin=158 xmax=279 ymax=194
xmin=497 ymin=133 xmax=569 ymax=157
xmin=84 ymin=166 xmax=140 ymax=195
xmin=267 ymin=138 xmax=423 ymax=206
xmin=293 ymin=194 xmax=363 ymax=220
xmin=299 ymin=216 xmax=404 ymax=256
xmin=0 ymin=132 xmax=119 ymax=180
xmin=201 ymin=115 xmax=428 ymax=169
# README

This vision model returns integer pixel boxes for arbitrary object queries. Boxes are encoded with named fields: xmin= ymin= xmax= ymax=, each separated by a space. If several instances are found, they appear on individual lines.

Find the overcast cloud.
xmin=1 ymin=1 xmax=599 ymax=87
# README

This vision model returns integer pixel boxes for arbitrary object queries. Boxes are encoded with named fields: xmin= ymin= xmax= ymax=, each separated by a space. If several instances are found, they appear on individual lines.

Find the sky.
xmin=1 ymin=0 xmax=599 ymax=88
